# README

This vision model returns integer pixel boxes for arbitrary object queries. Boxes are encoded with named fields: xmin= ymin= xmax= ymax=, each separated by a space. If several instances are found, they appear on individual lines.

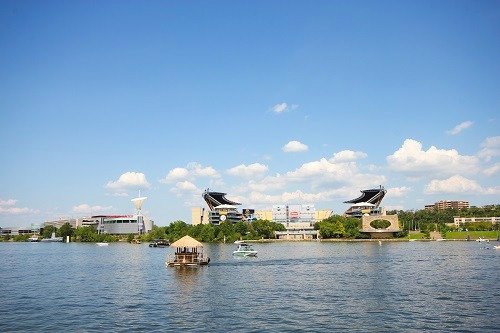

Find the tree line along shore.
xmin=1 ymin=206 xmax=498 ymax=243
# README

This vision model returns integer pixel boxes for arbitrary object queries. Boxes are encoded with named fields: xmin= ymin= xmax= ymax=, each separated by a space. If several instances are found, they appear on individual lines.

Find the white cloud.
xmin=162 ymin=167 xmax=189 ymax=183
xmin=271 ymin=102 xmax=288 ymax=113
xmin=188 ymin=162 xmax=219 ymax=178
xmin=227 ymin=163 xmax=268 ymax=178
xmin=424 ymin=175 xmax=499 ymax=194
xmin=73 ymin=204 xmax=112 ymax=214
xmin=446 ymin=121 xmax=473 ymax=135
xmin=247 ymin=187 xmax=354 ymax=206
xmin=484 ymin=163 xmax=500 ymax=176
xmin=0 ymin=198 xmax=35 ymax=215
xmin=105 ymin=172 xmax=151 ymax=192
xmin=478 ymin=136 xmax=500 ymax=161
xmin=0 ymin=199 xmax=17 ymax=206
xmin=386 ymin=186 xmax=411 ymax=198
xmin=387 ymin=139 xmax=478 ymax=176
xmin=331 ymin=150 xmax=367 ymax=163
xmin=173 ymin=181 xmax=199 ymax=192
xmin=282 ymin=140 xmax=309 ymax=153
xmin=161 ymin=163 xmax=220 ymax=184
xmin=246 ymin=156 xmax=386 ymax=195
xmin=169 ymin=181 xmax=203 ymax=207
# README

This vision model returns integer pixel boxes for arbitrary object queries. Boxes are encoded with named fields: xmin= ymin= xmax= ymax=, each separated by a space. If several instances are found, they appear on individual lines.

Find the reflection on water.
xmin=0 ymin=241 xmax=498 ymax=332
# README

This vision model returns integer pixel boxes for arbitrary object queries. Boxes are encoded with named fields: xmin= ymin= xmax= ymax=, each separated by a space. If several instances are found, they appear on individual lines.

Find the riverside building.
xmin=191 ymin=189 xmax=332 ymax=235
xmin=273 ymin=204 xmax=321 ymax=240
xmin=40 ymin=196 xmax=153 ymax=235
xmin=424 ymin=200 xmax=470 ymax=211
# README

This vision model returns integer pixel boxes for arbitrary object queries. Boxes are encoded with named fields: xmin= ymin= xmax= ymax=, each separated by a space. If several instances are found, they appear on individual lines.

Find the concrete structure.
xmin=316 ymin=209 xmax=333 ymax=221
xmin=43 ymin=218 xmax=78 ymax=229
xmin=78 ymin=215 xmax=153 ymax=234
xmin=193 ymin=207 xmax=333 ymax=226
xmin=450 ymin=216 xmax=499 ymax=227
xmin=271 ymin=204 xmax=319 ymax=239
xmin=344 ymin=186 xmax=386 ymax=217
xmin=200 ymin=189 xmax=257 ymax=224
xmin=274 ymin=228 xmax=319 ymax=240
xmin=255 ymin=210 xmax=273 ymax=221
xmin=361 ymin=214 xmax=400 ymax=238
xmin=272 ymin=204 xmax=316 ymax=223
xmin=192 ymin=207 xmax=209 ymax=225
xmin=425 ymin=200 xmax=470 ymax=211
xmin=0 ymin=225 xmax=39 ymax=236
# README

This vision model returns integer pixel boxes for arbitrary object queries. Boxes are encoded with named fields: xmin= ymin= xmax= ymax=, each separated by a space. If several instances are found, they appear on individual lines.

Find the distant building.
xmin=272 ymin=204 xmax=319 ymax=240
xmin=43 ymin=218 xmax=78 ymax=229
xmin=344 ymin=186 xmax=386 ymax=218
xmin=343 ymin=186 xmax=401 ymax=238
xmin=425 ymin=201 xmax=470 ymax=211
xmin=83 ymin=215 xmax=153 ymax=234
xmin=41 ymin=215 xmax=153 ymax=235
xmin=200 ymin=189 xmax=249 ymax=225
xmin=0 ymin=225 xmax=39 ymax=236
xmin=450 ymin=216 xmax=499 ymax=227
xmin=191 ymin=189 xmax=332 ymax=239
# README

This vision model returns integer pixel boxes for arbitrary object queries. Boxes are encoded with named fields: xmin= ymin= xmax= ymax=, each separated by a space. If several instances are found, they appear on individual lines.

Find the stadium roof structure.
xmin=202 ymin=189 xmax=241 ymax=210
xmin=344 ymin=186 xmax=386 ymax=207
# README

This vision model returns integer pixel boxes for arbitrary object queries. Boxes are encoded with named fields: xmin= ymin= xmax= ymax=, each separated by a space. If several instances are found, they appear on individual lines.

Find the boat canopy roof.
xmin=170 ymin=235 xmax=203 ymax=248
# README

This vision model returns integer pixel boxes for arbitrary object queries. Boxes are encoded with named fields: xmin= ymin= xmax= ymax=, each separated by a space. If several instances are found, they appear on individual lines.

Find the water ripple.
xmin=0 ymin=242 xmax=499 ymax=332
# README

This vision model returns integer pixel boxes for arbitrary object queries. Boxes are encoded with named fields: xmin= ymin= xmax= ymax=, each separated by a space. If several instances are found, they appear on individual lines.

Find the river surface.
xmin=0 ymin=241 xmax=499 ymax=332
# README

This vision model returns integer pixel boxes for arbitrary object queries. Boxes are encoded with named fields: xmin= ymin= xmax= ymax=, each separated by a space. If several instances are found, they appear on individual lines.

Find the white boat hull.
xmin=233 ymin=250 xmax=257 ymax=257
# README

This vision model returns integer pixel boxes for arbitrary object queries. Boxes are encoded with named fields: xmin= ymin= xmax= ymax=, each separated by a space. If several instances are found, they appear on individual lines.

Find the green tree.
xmin=41 ymin=225 xmax=57 ymax=239
xmin=234 ymin=221 xmax=249 ymax=239
xmin=143 ymin=225 xmax=167 ymax=242
xmin=58 ymin=222 xmax=74 ymax=239
xmin=215 ymin=221 xmax=238 ymax=242
xmin=199 ymin=224 xmax=216 ymax=242
xmin=251 ymin=219 xmax=275 ymax=239
xmin=167 ymin=220 xmax=189 ymax=241
xmin=74 ymin=226 xmax=97 ymax=242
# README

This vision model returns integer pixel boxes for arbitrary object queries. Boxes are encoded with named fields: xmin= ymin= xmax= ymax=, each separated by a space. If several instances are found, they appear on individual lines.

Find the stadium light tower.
xmin=131 ymin=192 xmax=147 ymax=234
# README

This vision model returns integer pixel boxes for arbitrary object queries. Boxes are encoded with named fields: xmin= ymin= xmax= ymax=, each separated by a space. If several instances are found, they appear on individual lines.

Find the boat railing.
xmin=166 ymin=252 xmax=210 ymax=265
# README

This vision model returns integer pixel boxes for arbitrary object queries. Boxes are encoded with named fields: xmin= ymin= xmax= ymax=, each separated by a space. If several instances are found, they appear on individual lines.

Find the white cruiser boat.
xmin=41 ymin=232 xmax=63 ymax=242
xmin=233 ymin=242 xmax=257 ymax=257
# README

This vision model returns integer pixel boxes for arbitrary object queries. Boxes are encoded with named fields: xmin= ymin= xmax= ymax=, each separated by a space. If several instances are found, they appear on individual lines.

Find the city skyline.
xmin=1 ymin=1 xmax=499 ymax=227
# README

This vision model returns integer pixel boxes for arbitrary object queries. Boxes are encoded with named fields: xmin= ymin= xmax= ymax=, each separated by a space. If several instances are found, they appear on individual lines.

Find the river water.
xmin=0 ymin=241 xmax=498 ymax=332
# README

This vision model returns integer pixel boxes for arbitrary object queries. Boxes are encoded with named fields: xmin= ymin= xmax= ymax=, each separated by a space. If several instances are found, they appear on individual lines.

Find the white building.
xmin=451 ymin=216 xmax=500 ymax=227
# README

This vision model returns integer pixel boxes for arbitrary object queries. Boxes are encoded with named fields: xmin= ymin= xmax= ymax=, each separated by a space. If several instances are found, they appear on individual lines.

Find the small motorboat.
xmin=28 ymin=235 xmax=40 ymax=242
xmin=476 ymin=237 xmax=489 ymax=243
xmin=96 ymin=242 xmax=109 ymax=246
xmin=233 ymin=242 xmax=257 ymax=257
xmin=41 ymin=232 xmax=63 ymax=242
xmin=149 ymin=239 xmax=170 ymax=247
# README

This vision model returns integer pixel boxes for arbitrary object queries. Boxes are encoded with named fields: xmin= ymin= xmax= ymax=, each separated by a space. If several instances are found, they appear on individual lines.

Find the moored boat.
xmin=149 ymin=239 xmax=170 ymax=247
xmin=96 ymin=242 xmax=109 ymax=246
xmin=40 ymin=232 xmax=63 ymax=242
xmin=28 ymin=235 xmax=40 ymax=242
xmin=166 ymin=235 xmax=210 ymax=267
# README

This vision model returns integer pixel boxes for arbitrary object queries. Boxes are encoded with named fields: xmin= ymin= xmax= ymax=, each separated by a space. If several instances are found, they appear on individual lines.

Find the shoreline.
xmin=244 ymin=237 xmax=500 ymax=243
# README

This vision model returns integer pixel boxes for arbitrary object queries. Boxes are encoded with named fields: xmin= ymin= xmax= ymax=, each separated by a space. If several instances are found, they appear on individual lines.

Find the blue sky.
xmin=1 ymin=1 xmax=499 ymax=227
